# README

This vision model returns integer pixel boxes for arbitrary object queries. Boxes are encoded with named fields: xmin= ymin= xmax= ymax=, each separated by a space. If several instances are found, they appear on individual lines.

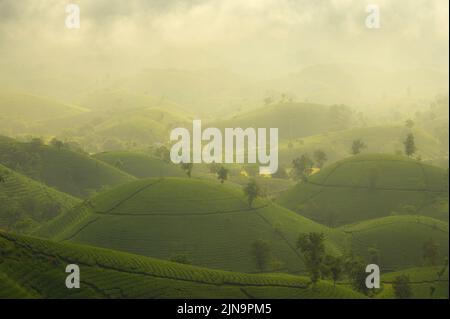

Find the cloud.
xmin=0 ymin=0 xmax=447 ymax=77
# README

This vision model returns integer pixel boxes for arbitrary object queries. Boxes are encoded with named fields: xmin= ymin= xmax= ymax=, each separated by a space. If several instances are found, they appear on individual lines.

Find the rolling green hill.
xmin=377 ymin=266 xmax=449 ymax=299
xmin=279 ymin=125 xmax=446 ymax=166
xmin=0 ymin=92 xmax=88 ymax=136
xmin=36 ymin=177 xmax=344 ymax=273
xmin=340 ymin=215 xmax=449 ymax=270
xmin=277 ymin=154 xmax=449 ymax=226
xmin=0 ymin=231 xmax=363 ymax=299
xmin=93 ymin=151 xmax=184 ymax=178
xmin=212 ymin=102 xmax=354 ymax=140
xmin=0 ymin=136 xmax=135 ymax=198
xmin=0 ymin=92 xmax=87 ymax=122
xmin=0 ymin=164 xmax=80 ymax=233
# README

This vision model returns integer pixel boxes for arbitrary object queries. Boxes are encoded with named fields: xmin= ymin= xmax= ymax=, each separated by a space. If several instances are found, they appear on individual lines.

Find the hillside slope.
xmin=0 ymin=164 xmax=80 ymax=233
xmin=279 ymin=125 xmax=446 ymax=166
xmin=36 ymin=177 xmax=344 ymax=273
xmin=212 ymin=102 xmax=354 ymax=140
xmin=93 ymin=151 xmax=184 ymax=178
xmin=341 ymin=215 xmax=449 ymax=270
xmin=0 ymin=231 xmax=363 ymax=299
xmin=0 ymin=136 xmax=135 ymax=198
xmin=277 ymin=154 xmax=449 ymax=226
xmin=376 ymin=266 xmax=449 ymax=299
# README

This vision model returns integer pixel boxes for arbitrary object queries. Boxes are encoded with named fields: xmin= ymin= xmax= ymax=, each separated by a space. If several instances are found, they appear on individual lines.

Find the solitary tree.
xmin=243 ymin=179 xmax=261 ymax=207
xmin=423 ymin=239 xmax=439 ymax=266
xmin=217 ymin=166 xmax=229 ymax=184
xmin=251 ymin=239 xmax=271 ymax=271
xmin=404 ymin=133 xmax=417 ymax=157
xmin=344 ymin=255 xmax=369 ymax=295
xmin=180 ymin=163 xmax=193 ymax=178
xmin=351 ymin=139 xmax=366 ymax=155
xmin=0 ymin=174 xmax=5 ymax=183
xmin=392 ymin=275 xmax=413 ymax=299
xmin=313 ymin=150 xmax=328 ymax=168
xmin=297 ymin=232 xmax=326 ymax=284
xmin=323 ymin=255 xmax=344 ymax=287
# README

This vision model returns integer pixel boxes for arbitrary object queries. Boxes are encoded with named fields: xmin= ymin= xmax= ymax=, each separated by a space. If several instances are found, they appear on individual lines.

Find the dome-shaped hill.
xmin=0 ymin=92 xmax=87 ymax=122
xmin=0 ymin=136 xmax=135 ymax=198
xmin=36 ymin=178 xmax=344 ymax=274
xmin=212 ymin=102 xmax=352 ymax=140
xmin=341 ymin=216 xmax=449 ymax=270
xmin=93 ymin=151 xmax=184 ymax=178
xmin=277 ymin=154 xmax=449 ymax=226
xmin=0 ymin=232 xmax=364 ymax=299
xmin=0 ymin=164 xmax=80 ymax=233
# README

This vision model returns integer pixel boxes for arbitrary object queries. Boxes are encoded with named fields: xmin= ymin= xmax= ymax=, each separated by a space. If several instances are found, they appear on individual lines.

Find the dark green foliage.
xmin=323 ymin=255 xmax=344 ymax=287
xmin=392 ymin=275 xmax=413 ymax=299
xmin=180 ymin=163 xmax=194 ymax=178
xmin=351 ymin=139 xmax=366 ymax=155
xmin=423 ymin=239 xmax=440 ymax=266
xmin=217 ymin=166 xmax=229 ymax=184
xmin=313 ymin=150 xmax=327 ymax=168
xmin=291 ymin=154 xmax=313 ymax=182
xmin=297 ymin=232 xmax=326 ymax=284
xmin=345 ymin=255 xmax=369 ymax=295
xmin=251 ymin=239 xmax=271 ymax=271
xmin=243 ymin=179 xmax=261 ymax=207
xmin=404 ymin=133 xmax=417 ymax=157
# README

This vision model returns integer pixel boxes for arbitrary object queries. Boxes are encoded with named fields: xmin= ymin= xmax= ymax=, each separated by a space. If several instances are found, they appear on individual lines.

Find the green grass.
xmin=340 ymin=215 xmax=449 ymax=270
xmin=277 ymin=154 xmax=449 ymax=225
xmin=0 ymin=164 xmax=80 ymax=233
xmin=0 ymin=231 xmax=364 ymax=299
xmin=279 ymin=125 xmax=445 ymax=166
xmin=0 ymin=136 xmax=136 ymax=198
xmin=93 ymin=151 xmax=184 ymax=178
xmin=36 ymin=177 xmax=344 ymax=274
xmin=376 ymin=266 xmax=449 ymax=299
xmin=212 ymin=102 xmax=352 ymax=140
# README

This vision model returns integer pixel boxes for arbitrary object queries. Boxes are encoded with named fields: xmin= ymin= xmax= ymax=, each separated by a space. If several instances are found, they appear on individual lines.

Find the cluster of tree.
xmin=154 ymin=145 xmax=171 ymax=163
xmin=295 ymin=232 xmax=370 ymax=292
xmin=263 ymin=93 xmax=294 ymax=106
xmin=291 ymin=150 xmax=328 ymax=182
xmin=296 ymin=232 xmax=446 ymax=298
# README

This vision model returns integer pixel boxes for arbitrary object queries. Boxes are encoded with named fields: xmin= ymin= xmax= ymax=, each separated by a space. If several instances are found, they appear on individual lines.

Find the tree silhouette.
xmin=217 ymin=166 xmax=229 ymax=184
xmin=180 ymin=163 xmax=193 ymax=178
xmin=351 ymin=139 xmax=366 ymax=155
xmin=404 ymin=133 xmax=417 ymax=157
xmin=243 ymin=179 xmax=261 ymax=207
xmin=297 ymin=232 xmax=326 ymax=284
xmin=313 ymin=149 xmax=328 ymax=168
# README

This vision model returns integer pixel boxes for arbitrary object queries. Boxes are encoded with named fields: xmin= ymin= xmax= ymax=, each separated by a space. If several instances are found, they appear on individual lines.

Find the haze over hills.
xmin=0 ymin=0 xmax=448 ymax=300
xmin=278 ymin=125 xmax=447 ymax=167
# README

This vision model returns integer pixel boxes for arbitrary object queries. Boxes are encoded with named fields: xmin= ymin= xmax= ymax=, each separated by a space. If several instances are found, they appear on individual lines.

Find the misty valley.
xmin=0 ymin=0 xmax=448 ymax=301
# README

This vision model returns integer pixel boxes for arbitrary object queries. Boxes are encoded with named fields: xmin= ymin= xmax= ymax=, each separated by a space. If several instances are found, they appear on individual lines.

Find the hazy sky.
xmin=0 ymin=0 xmax=448 ymax=78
